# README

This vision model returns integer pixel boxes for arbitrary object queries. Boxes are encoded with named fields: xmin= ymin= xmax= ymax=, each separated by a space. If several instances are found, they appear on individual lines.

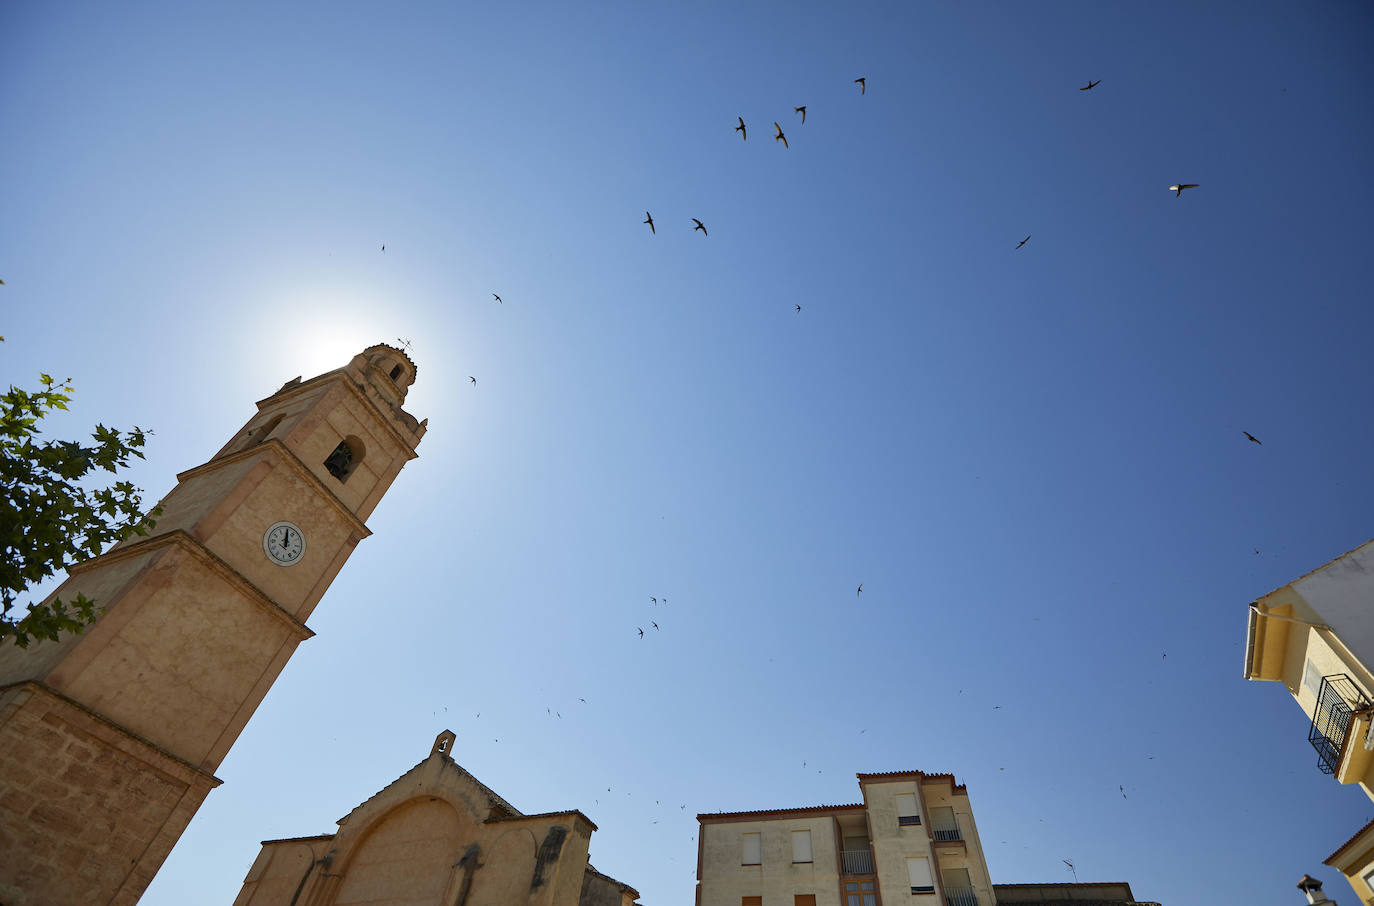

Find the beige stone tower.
xmin=0 ymin=344 xmax=426 ymax=906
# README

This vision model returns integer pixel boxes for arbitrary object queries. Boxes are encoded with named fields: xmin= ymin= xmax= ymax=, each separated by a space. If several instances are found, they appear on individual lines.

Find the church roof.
xmin=585 ymin=864 xmax=641 ymax=899
xmin=336 ymin=751 xmax=522 ymax=827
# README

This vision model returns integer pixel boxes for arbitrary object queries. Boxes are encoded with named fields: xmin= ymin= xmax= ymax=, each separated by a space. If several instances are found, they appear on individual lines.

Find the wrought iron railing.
xmin=840 ymin=849 xmax=874 ymax=874
xmin=945 ymin=887 xmax=978 ymax=906
xmin=1309 ymin=674 xmax=1371 ymax=775
xmin=931 ymin=821 xmax=962 ymax=842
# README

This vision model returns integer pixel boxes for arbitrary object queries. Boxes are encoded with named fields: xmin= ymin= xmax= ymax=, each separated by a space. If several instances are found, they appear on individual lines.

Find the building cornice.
xmin=254 ymin=368 xmax=422 ymax=456
xmin=69 ymin=529 xmax=314 ymax=641
xmin=857 ymin=770 xmax=968 ymax=794
xmin=0 ymin=680 xmax=222 ymax=789
xmin=1326 ymin=815 xmax=1374 ymax=865
xmin=697 ymin=803 xmax=865 ymax=823
xmin=176 ymin=438 xmax=372 ymax=540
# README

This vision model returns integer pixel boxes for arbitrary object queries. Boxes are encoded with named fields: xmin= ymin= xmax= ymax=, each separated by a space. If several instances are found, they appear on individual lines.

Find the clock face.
xmin=263 ymin=521 xmax=306 ymax=566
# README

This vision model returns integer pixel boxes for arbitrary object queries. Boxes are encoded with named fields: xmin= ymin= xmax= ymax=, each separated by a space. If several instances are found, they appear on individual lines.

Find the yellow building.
xmin=233 ymin=730 xmax=640 ymax=906
xmin=0 ymin=345 xmax=424 ymax=905
xmin=696 ymin=770 xmax=994 ymax=906
xmin=1244 ymin=538 xmax=1374 ymax=902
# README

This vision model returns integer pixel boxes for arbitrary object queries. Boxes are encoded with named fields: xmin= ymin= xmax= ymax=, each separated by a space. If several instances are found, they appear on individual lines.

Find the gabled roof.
xmin=337 ymin=751 xmax=522 ymax=827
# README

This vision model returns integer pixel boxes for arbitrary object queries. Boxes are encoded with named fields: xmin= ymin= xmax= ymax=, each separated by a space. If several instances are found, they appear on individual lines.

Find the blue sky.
xmin=4 ymin=1 xmax=1374 ymax=903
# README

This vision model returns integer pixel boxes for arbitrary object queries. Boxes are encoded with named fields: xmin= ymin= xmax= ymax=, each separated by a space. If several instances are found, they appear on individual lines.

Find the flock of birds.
xmin=382 ymin=72 xmax=1280 ymax=897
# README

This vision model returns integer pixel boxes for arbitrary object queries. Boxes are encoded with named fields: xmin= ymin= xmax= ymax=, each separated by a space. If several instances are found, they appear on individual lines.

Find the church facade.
xmin=0 ymin=345 xmax=426 ymax=905
xmin=233 ymin=730 xmax=640 ymax=906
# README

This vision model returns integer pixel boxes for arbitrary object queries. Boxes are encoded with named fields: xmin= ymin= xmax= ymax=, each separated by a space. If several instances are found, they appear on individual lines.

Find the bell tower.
xmin=0 ymin=344 xmax=425 ymax=906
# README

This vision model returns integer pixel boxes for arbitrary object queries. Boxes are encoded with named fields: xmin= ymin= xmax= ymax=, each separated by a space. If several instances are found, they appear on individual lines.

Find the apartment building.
xmin=696 ymin=770 xmax=994 ymax=906
xmin=1244 ymin=537 xmax=1374 ymax=902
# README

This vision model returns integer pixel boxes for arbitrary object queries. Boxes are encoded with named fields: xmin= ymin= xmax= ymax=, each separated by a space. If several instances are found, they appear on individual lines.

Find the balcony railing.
xmin=840 ymin=849 xmax=874 ymax=874
xmin=945 ymin=886 xmax=978 ymax=906
xmin=931 ymin=821 xmax=962 ymax=842
xmin=1310 ymin=674 xmax=1371 ymax=775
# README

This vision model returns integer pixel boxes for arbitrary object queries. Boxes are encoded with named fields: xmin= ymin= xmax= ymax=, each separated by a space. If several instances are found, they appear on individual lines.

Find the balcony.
xmin=1310 ymin=674 xmax=1371 ymax=775
xmin=840 ymin=849 xmax=874 ymax=875
xmin=931 ymin=821 xmax=962 ymax=843
xmin=944 ymin=887 xmax=978 ymax=906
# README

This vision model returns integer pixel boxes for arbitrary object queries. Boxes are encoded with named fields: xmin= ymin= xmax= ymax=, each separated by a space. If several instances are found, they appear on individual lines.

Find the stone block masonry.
xmin=0 ymin=682 xmax=219 ymax=905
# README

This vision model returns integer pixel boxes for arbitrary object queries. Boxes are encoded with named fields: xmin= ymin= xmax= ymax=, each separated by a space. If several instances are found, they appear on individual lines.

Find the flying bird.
xmin=650 ymin=596 xmax=657 ymax=605
xmin=735 ymin=116 xmax=747 ymax=140
xmin=651 ymin=621 xmax=659 ymax=630
xmin=856 ymin=583 xmax=863 ymax=598
xmin=854 ymin=77 xmax=866 ymax=94
xmin=644 ymin=211 xmax=655 ymax=234
xmin=1080 ymin=80 xmax=1101 ymax=90
xmin=774 ymin=122 xmax=788 ymax=148
xmin=794 ymin=105 xmax=807 ymax=123
xmin=492 ymin=293 xmax=502 ymax=303
xmin=468 ymin=376 xmax=477 ymax=385
xmin=1016 ymin=236 xmax=1030 ymax=249
xmin=1243 ymin=431 xmax=1262 ymax=445
xmin=692 ymin=218 xmax=708 ymax=236
xmin=380 ymin=244 xmax=386 ymax=252
xmin=795 ymin=304 xmax=802 ymax=313
xmin=1168 ymin=183 xmax=1200 ymax=197
xmin=637 ymin=627 xmax=644 ymax=638
xmin=1119 ymin=785 xmax=1126 ymax=799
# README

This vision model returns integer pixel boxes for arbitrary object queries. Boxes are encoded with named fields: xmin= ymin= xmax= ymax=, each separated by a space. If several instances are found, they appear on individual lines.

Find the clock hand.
xmin=282 ymin=529 xmax=290 ymax=548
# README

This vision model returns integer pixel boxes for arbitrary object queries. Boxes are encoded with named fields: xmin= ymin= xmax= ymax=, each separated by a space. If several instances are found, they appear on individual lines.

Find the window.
xmin=845 ymin=880 xmax=877 ymax=906
xmin=943 ymin=867 xmax=971 ymax=890
xmin=795 ymin=897 xmax=817 ymax=906
xmin=743 ymin=899 xmax=762 ymax=906
xmin=930 ymin=806 xmax=960 ymax=841
xmin=896 ymin=793 xmax=921 ymax=826
xmin=1303 ymin=658 xmax=1322 ymax=699
xmin=324 ymin=437 xmax=365 ymax=483
xmin=742 ymin=833 xmax=761 ymax=866
xmin=791 ymin=829 xmax=813 ymax=863
xmin=389 ymin=364 xmax=403 ymax=380
xmin=907 ymin=857 xmax=934 ymax=894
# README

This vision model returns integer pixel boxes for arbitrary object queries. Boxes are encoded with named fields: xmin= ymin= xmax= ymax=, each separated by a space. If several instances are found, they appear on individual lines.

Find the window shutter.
xmin=742 ymin=833 xmax=761 ymax=865
xmin=795 ymin=896 xmax=817 ymax=906
xmin=896 ymin=793 xmax=919 ymax=824
xmin=792 ymin=829 xmax=813 ymax=863
xmin=906 ymin=857 xmax=934 ymax=892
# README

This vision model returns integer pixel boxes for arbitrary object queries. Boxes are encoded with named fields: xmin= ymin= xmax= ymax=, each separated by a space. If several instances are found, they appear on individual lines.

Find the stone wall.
xmin=0 ymin=683 xmax=217 ymax=906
